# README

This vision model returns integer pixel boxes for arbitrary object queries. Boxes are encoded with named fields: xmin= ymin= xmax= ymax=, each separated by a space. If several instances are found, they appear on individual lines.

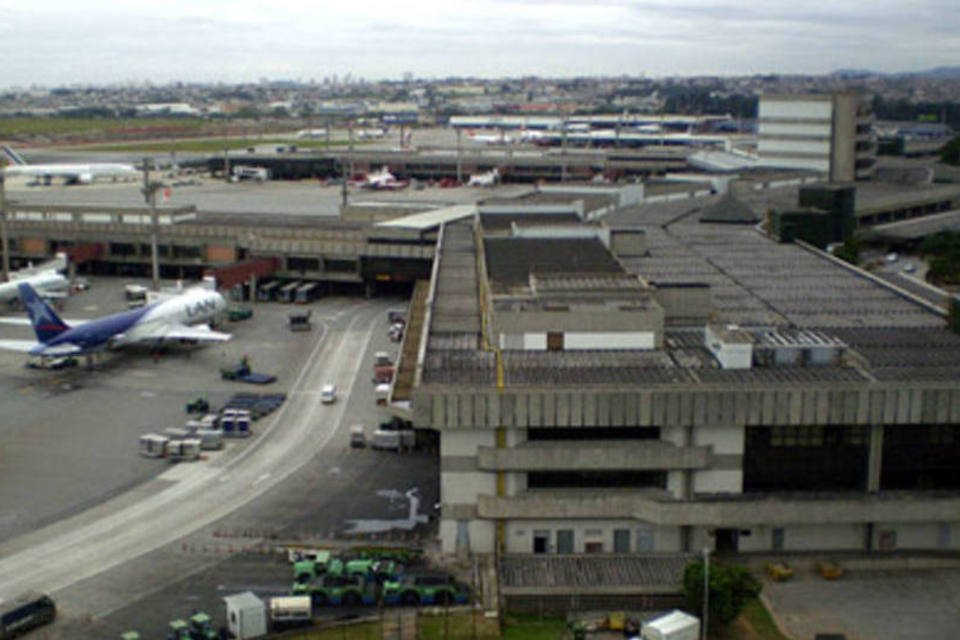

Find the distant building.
xmin=757 ymin=93 xmax=877 ymax=181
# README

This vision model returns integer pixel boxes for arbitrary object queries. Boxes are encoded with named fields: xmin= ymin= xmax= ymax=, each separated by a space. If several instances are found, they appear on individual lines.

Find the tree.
xmin=682 ymin=560 xmax=762 ymax=634
xmin=941 ymin=135 xmax=960 ymax=166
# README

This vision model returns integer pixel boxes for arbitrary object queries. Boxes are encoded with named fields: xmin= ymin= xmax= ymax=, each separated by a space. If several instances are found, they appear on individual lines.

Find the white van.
xmin=321 ymin=384 xmax=337 ymax=404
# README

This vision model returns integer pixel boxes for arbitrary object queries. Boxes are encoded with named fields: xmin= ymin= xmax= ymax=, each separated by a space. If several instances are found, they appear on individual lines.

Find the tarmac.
xmin=0 ymin=276 xmax=439 ymax=638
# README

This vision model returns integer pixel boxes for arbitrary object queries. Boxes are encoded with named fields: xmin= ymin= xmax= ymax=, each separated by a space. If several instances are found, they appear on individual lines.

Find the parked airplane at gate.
xmin=0 ymin=282 xmax=229 ymax=357
xmin=0 ymin=253 xmax=69 ymax=305
xmin=1 ymin=145 xmax=139 ymax=185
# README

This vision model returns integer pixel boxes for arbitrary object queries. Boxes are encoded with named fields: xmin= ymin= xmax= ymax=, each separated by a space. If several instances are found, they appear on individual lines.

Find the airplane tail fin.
xmin=18 ymin=283 xmax=69 ymax=343
xmin=1 ymin=145 xmax=28 ymax=166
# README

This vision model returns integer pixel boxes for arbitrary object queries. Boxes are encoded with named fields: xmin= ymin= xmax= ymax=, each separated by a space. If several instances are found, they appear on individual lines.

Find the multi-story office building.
xmin=758 ymin=92 xmax=877 ymax=181
xmin=411 ymin=187 xmax=960 ymax=558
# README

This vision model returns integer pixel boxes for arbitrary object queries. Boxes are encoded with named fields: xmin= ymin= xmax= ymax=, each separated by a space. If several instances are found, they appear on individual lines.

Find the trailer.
xmin=289 ymin=310 xmax=312 ymax=332
xmin=278 ymin=281 xmax=302 ymax=303
xmin=167 ymin=438 xmax=202 ymax=462
xmin=294 ymin=282 xmax=320 ymax=304
xmin=269 ymin=596 xmax=312 ymax=631
xmin=375 ymin=384 xmax=391 ymax=405
xmin=223 ymin=592 xmax=267 ymax=640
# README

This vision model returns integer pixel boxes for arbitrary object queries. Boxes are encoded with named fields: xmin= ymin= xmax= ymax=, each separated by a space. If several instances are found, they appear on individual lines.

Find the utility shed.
xmin=223 ymin=591 xmax=266 ymax=639
xmin=641 ymin=609 xmax=700 ymax=640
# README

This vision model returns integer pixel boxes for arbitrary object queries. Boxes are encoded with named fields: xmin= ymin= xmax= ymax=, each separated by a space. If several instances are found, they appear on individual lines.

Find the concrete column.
xmin=867 ymin=424 xmax=884 ymax=493
xmin=249 ymin=273 xmax=257 ymax=303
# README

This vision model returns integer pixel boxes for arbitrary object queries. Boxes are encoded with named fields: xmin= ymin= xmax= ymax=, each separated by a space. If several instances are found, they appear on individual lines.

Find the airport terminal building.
xmin=411 ymin=187 xmax=960 ymax=558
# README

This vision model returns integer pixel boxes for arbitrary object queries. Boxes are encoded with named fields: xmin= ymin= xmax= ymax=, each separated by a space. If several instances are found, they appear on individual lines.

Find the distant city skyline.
xmin=0 ymin=0 xmax=958 ymax=88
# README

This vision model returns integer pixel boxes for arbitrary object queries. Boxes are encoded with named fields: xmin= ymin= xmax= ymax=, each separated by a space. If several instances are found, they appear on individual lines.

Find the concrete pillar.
xmin=867 ymin=424 xmax=884 ymax=493
xmin=249 ymin=273 xmax=257 ymax=303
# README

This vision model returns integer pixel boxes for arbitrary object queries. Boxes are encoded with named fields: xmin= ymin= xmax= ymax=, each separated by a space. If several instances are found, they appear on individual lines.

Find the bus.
xmin=294 ymin=282 xmax=320 ymax=304
xmin=278 ymin=281 xmax=302 ymax=303
xmin=0 ymin=592 xmax=56 ymax=639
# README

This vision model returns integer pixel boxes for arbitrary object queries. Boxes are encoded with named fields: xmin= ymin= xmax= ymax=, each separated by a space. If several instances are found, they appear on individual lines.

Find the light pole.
xmin=701 ymin=547 xmax=711 ymax=640
xmin=140 ymin=158 xmax=161 ymax=291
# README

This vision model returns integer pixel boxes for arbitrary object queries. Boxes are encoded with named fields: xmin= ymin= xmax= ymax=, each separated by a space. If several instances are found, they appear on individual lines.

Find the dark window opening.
xmin=528 ymin=427 xmax=660 ymax=441
xmin=882 ymin=425 xmax=960 ymax=490
xmin=744 ymin=425 xmax=868 ymax=492
xmin=528 ymin=470 xmax=666 ymax=489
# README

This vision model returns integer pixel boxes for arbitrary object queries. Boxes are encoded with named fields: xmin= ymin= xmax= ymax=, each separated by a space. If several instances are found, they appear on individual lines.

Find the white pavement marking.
xmin=0 ymin=301 xmax=386 ymax=602
xmin=251 ymin=473 xmax=271 ymax=487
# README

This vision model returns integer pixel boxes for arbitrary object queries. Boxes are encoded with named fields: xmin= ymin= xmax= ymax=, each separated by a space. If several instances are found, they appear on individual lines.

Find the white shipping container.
xmin=224 ymin=591 xmax=267 ymax=639
xmin=139 ymin=433 xmax=169 ymax=458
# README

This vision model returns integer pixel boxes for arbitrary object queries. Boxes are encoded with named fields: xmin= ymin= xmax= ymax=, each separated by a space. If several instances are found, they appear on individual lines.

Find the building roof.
xmin=483 ymin=237 xmax=624 ymax=293
xmin=698 ymin=191 xmax=760 ymax=224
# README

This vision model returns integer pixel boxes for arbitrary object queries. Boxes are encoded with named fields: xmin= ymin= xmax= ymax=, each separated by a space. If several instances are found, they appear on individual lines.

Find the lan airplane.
xmin=1 ymin=145 xmax=139 ymax=185
xmin=0 ymin=282 xmax=229 ymax=357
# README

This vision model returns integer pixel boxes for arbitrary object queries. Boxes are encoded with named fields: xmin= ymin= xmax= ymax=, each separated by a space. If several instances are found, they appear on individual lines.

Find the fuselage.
xmin=35 ymin=288 xmax=225 ymax=354
xmin=0 ymin=271 xmax=68 ymax=304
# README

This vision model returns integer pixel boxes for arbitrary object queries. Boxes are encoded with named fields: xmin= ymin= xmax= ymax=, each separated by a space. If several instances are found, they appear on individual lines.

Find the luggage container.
xmin=199 ymin=413 xmax=219 ymax=429
xmin=139 ymin=433 xmax=169 ymax=458
xmin=220 ymin=410 xmax=237 ymax=435
xmin=374 ymin=351 xmax=393 ymax=367
xmin=234 ymin=413 xmax=251 ymax=437
xmin=223 ymin=592 xmax=267 ymax=640
xmin=375 ymin=383 xmax=391 ymax=405
xmin=184 ymin=419 xmax=206 ymax=434
xmin=168 ymin=438 xmax=202 ymax=462
xmin=197 ymin=428 xmax=224 ymax=450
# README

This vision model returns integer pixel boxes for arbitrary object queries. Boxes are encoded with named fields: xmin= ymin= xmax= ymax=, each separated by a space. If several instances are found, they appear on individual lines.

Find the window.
xmin=556 ymin=530 xmax=574 ymax=554
xmin=613 ymin=529 xmax=631 ymax=553
xmin=636 ymin=528 xmax=655 ymax=552
xmin=772 ymin=528 xmax=785 ymax=551
xmin=584 ymin=541 xmax=604 ymax=554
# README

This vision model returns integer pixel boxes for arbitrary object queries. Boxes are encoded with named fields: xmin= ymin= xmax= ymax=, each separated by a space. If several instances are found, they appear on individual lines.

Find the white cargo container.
xmin=641 ymin=610 xmax=699 ymax=640
xmin=375 ymin=383 xmax=391 ymax=405
xmin=372 ymin=429 xmax=401 ymax=450
xmin=224 ymin=591 xmax=267 ymax=639
xmin=164 ymin=426 xmax=192 ymax=440
xmin=139 ymin=433 xmax=169 ymax=458
xmin=197 ymin=428 xmax=224 ymax=450
xmin=349 ymin=424 xmax=366 ymax=448
xmin=167 ymin=438 xmax=202 ymax=462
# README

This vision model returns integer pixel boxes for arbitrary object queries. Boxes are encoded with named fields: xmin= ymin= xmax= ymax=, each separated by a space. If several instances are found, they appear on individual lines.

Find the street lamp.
xmin=701 ymin=547 xmax=711 ymax=640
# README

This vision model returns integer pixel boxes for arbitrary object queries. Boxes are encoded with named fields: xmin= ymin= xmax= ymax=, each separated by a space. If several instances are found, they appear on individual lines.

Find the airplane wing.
xmin=135 ymin=322 xmax=231 ymax=343
xmin=0 ymin=316 xmax=88 ymax=326
xmin=0 ymin=339 xmax=83 ymax=356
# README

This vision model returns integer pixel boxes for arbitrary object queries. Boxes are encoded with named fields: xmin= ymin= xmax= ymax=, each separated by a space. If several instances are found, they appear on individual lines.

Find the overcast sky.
xmin=1 ymin=0 xmax=958 ymax=87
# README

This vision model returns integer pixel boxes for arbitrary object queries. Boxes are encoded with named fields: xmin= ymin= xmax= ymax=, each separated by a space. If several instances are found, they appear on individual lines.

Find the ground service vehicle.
xmin=292 ymin=574 xmax=377 ymax=606
xmin=382 ymin=574 xmax=469 ymax=606
xmin=188 ymin=612 xmax=218 ymax=639
xmin=321 ymin=384 xmax=337 ymax=403
xmin=350 ymin=424 xmax=366 ymax=448
xmin=0 ymin=592 xmax=56 ymax=639
xmin=293 ymin=550 xmax=332 ymax=583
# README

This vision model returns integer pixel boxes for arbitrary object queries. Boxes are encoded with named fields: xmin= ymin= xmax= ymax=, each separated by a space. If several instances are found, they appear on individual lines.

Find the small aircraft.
xmin=467 ymin=168 xmax=500 ymax=188
xmin=1 ymin=145 xmax=138 ymax=185
xmin=350 ymin=166 xmax=409 ymax=191
xmin=0 ymin=253 xmax=70 ymax=305
xmin=466 ymin=130 xmax=513 ymax=145
xmin=0 ymin=282 xmax=229 ymax=357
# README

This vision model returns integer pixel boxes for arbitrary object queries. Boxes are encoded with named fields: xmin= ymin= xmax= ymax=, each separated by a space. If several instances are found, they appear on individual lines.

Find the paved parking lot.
xmin=763 ymin=564 xmax=960 ymax=640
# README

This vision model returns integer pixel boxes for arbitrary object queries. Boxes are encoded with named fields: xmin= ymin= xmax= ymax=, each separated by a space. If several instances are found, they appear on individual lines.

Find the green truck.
xmin=293 ymin=551 xmax=404 ymax=584
xmin=292 ymin=574 xmax=377 ymax=606
xmin=381 ymin=573 xmax=470 ymax=606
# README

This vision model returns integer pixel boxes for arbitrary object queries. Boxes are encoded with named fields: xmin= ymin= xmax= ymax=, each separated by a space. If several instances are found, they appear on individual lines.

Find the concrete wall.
xmin=493 ymin=304 xmax=664 ymax=341
xmin=439 ymin=518 xmax=497 ymax=554
xmin=504 ymin=519 xmax=682 ymax=553
xmin=692 ymin=425 xmax=743 ymax=494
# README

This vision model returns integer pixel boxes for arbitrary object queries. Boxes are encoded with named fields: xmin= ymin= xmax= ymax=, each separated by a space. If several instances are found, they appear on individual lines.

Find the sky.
xmin=0 ymin=0 xmax=958 ymax=88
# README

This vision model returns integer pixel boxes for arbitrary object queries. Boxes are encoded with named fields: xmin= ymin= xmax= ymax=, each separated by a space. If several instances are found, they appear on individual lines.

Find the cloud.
xmin=0 ymin=0 xmax=957 ymax=86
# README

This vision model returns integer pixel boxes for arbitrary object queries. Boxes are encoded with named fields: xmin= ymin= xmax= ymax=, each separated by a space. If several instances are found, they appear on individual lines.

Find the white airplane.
xmin=356 ymin=128 xmax=387 ymax=140
xmin=467 ymin=130 xmax=513 ymax=145
xmin=231 ymin=165 xmax=269 ymax=182
xmin=0 ymin=282 xmax=229 ymax=357
xmin=349 ymin=166 xmax=409 ymax=191
xmin=467 ymin=168 xmax=500 ymax=188
xmin=0 ymin=253 xmax=70 ymax=304
xmin=1 ymin=145 xmax=139 ymax=185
